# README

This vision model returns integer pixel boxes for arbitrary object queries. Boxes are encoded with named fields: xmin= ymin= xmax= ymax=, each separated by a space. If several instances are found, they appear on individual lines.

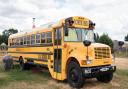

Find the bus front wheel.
xmin=96 ymin=73 xmax=113 ymax=83
xmin=67 ymin=61 xmax=84 ymax=88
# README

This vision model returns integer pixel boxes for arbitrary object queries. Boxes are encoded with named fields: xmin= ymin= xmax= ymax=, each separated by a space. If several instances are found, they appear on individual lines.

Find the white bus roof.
xmin=9 ymin=22 xmax=58 ymax=39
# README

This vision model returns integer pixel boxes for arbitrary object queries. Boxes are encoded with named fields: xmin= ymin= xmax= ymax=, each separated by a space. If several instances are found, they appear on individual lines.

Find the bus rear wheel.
xmin=67 ymin=61 xmax=84 ymax=88
xmin=96 ymin=73 xmax=113 ymax=83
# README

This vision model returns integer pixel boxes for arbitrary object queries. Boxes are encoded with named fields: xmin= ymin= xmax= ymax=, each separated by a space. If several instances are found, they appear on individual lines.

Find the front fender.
xmin=68 ymin=52 xmax=85 ymax=66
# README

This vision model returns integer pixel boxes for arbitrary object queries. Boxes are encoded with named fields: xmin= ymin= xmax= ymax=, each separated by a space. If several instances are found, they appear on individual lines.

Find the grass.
xmin=116 ymin=69 xmax=128 ymax=76
xmin=104 ymin=69 xmax=128 ymax=89
xmin=0 ymin=64 xmax=51 ymax=88
xmin=0 ymin=60 xmax=128 ymax=89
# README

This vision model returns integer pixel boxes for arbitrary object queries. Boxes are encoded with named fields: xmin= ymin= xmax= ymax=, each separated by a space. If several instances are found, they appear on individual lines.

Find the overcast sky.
xmin=0 ymin=0 xmax=128 ymax=41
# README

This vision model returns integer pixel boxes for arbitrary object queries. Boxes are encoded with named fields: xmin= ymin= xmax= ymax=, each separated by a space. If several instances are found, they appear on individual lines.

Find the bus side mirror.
xmin=83 ymin=40 xmax=91 ymax=46
xmin=64 ymin=26 xmax=68 ymax=36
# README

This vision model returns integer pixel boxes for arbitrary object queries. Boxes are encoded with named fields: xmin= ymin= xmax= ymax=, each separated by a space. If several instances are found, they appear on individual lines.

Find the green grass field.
xmin=0 ymin=68 xmax=50 ymax=86
xmin=0 ymin=60 xmax=128 ymax=89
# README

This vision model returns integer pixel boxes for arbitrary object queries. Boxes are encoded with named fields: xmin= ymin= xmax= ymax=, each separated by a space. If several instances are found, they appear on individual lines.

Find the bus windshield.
xmin=64 ymin=28 xmax=94 ymax=42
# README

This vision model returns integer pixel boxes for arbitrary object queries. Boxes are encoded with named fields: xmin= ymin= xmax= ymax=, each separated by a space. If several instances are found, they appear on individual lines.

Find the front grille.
xmin=94 ymin=47 xmax=110 ymax=59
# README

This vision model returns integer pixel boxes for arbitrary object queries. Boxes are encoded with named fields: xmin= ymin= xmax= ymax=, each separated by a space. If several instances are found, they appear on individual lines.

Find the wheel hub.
xmin=70 ymin=69 xmax=79 ymax=82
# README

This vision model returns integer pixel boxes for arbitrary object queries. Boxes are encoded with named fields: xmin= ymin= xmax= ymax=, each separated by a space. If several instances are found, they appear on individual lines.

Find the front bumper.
xmin=82 ymin=65 xmax=116 ymax=78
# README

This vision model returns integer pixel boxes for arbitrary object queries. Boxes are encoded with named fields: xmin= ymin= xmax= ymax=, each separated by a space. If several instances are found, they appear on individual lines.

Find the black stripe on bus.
xmin=11 ymin=56 xmax=48 ymax=67
xmin=12 ymin=56 xmax=19 ymax=58
xmin=12 ymin=56 xmax=48 ymax=62
xmin=8 ymin=43 xmax=53 ymax=48
xmin=26 ymin=61 xmax=48 ymax=68
xmin=8 ymin=52 xmax=53 ymax=55
xmin=25 ymin=57 xmax=48 ymax=62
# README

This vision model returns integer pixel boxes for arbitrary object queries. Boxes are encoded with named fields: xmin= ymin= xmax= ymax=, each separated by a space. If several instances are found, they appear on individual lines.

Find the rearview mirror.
xmin=83 ymin=40 xmax=91 ymax=46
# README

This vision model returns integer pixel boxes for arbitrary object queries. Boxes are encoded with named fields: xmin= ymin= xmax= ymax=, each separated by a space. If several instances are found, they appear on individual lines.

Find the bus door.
xmin=53 ymin=28 xmax=62 ymax=80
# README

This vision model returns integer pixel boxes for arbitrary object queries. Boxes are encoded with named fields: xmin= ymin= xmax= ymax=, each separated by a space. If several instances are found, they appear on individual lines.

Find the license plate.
xmin=100 ymin=67 xmax=109 ymax=72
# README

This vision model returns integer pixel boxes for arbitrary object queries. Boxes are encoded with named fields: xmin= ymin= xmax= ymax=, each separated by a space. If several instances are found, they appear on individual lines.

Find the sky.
xmin=0 ymin=0 xmax=128 ymax=41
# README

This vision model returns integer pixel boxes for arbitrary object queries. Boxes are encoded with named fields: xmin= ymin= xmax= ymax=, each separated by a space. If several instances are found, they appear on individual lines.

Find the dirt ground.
xmin=0 ymin=57 xmax=128 ymax=89
xmin=115 ymin=58 xmax=128 ymax=69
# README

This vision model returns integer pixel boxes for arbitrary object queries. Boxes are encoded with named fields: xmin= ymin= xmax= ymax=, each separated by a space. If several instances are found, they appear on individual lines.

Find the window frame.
xmin=36 ymin=34 xmax=41 ymax=44
xmin=9 ymin=39 xmax=12 ymax=46
xmin=46 ymin=32 xmax=52 ymax=43
xmin=26 ymin=35 xmax=30 ymax=45
xmin=20 ymin=37 xmax=24 ymax=45
xmin=54 ymin=28 xmax=62 ymax=45
xmin=23 ymin=36 xmax=27 ymax=45
xmin=41 ymin=32 xmax=46 ymax=44
xmin=31 ymin=34 xmax=35 ymax=45
xmin=16 ymin=38 xmax=20 ymax=46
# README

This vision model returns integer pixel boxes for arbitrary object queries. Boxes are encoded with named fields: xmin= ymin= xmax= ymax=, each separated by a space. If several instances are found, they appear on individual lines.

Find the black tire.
xmin=67 ymin=61 xmax=84 ymax=88
xmin=19 ymin=59 xmax=30 ymax=70
xmin=96 ymin=73 xmax=113 ymax=83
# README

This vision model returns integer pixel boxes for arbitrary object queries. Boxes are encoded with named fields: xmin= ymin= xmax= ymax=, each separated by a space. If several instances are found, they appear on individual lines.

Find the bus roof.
xmin=9 ymin=20 xmax=63 ymax=39
xmin=9 ymin=16 xmax=92 ymax=39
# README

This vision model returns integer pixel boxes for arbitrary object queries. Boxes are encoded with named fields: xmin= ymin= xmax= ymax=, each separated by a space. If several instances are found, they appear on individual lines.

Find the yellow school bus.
xmin=7 ymin=16 xmax=116 ymax=88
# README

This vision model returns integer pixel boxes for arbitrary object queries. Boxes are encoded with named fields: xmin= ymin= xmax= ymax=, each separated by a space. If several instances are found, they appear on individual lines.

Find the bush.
xmin=98 ymin=34 xmax=113 ymax=49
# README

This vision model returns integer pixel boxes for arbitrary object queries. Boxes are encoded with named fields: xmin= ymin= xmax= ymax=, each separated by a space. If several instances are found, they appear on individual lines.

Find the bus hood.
xmin=90 ymin=43 xmax=110 ymax=48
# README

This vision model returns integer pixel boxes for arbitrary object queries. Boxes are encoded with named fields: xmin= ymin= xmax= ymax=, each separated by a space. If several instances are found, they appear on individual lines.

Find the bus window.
xmin=26 ymin=36 xmax=30 ymax=45
xmin=46 ymin=32 xmax=52 ymax=43
xmin=14 ymin=38 xmax=17 ymax=46
xmin=12 ymin=39 xmax=15 ymax=46
xmin=55 ymin=28 xmax=62 ymax=45
xmin=9 ymin=39 xmax=12 ymax=46
xmin=31 ymin=34 xmax=35 ymax=45
xmin=41 ymin=33 xmax=46 ymax=43
xmin=16 ymin=38 xmax=20 ymax=45
xmin=36 ymin=34 xmax=41 ymax=44
xmin=23 ymin=37 xmax=27 ymax=45
xmin=11 ymin=39 xmax=13 ymax=46
xmin=20 ymin=37 xmax=23 ymax=45
xmin=64 ymin=28 xmax=78 ymax=41
xmin=12 ymin=39 xmax=14 ymax=46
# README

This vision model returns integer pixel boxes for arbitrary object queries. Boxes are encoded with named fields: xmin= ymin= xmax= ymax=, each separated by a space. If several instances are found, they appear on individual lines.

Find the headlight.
xmin=81 ymin=59 xmax=92 ymax=65
xmin=86 ymin=59 xmax=92 ymax=64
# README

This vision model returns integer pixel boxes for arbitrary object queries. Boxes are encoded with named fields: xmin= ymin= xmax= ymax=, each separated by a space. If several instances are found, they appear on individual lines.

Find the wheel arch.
xmin=65 ymin=57 xmax=80 ymax=77
xmin=65 ymin=57 xmax=84 ymax=88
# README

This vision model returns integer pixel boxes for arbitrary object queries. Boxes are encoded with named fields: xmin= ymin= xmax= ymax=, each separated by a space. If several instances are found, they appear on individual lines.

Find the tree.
xmin=0 ymin=28 xmax=18 ymax=45
xmin=124 ymin=34 xmax=128 ymax=41
xmin=1 ymin=35 xmax=8 ymax=45
xmin=98 ymin=33 xmax=113 ymax=49
xmin=0 ymin=35 xmax=2 ymax=44
xmin=2 ymin=28 xmax=18 ymax=37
